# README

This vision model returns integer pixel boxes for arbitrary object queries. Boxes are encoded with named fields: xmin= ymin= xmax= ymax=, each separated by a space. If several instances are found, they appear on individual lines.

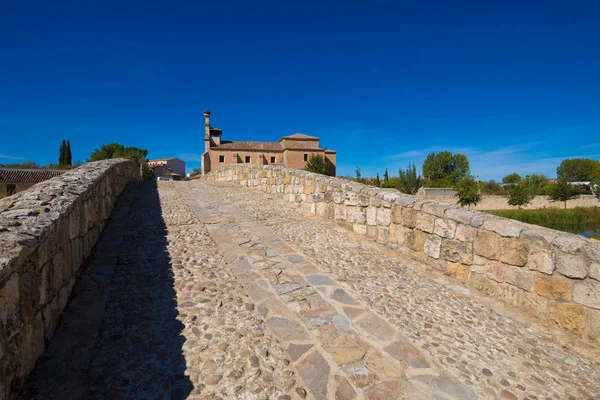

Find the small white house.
xmin=148 ymin=158 xmax=186 ymax=177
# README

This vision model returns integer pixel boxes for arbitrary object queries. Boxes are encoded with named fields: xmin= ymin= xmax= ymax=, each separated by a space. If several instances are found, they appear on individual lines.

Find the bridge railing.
xmin=206 ymin=164 xmax=600 ymax=344
xmin=0 ymin=159 xmax=138 ymax=398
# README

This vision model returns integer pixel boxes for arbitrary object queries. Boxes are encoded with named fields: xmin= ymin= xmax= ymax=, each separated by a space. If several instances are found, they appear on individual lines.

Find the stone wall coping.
xmin=0 ymin=159 xmax=136 ymax=282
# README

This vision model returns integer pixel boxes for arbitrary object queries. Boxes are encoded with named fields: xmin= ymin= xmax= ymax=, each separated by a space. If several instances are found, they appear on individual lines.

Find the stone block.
xmin=481 ymin=219 xmax=523 ymax=238
xmin=549 ymin=302 xmax=585 ymax=337
xmin=474 ymin=230 xmax=500 ymax=260
xmin=391 ymin=206 xmax=403 ymax=224
xmin=364 ymin=206 xmax=377 ymax=226
xmin=527 ymin=247 xmax=554 ymax=275
xmin=504 ymin=265 xmax=535 ymax=292
xmin=408 ymin=230 xmax=428 ymax=252
xmin=498 ymin=238 xmax=528 ymax=266
xmin=424 ymin=235 xmax=442 ymax=259
xmin=447 ymin=262 xmax=470 ymax=283
xmin=535 ymin=275 xmax=572 ymax=301
xmin=334 ymin=204 xmax=347 ymax=221
xmin=357 ymin=194 xmax=370 ymax=207
xmin=345 ymin=192 xmax=358 ymax=206
xmin=421 ymin=202 xmax=448 ymax=217
xmin=415 ymin=212 xmax=435 ymax=233
xmin=347 ymin=207 xmax=366 ymax=224
xmin=555 ymin=253 xmax=588 ymax=279
xmin=333 ymin=191 xmax=345 ymax=204
xmin=353 ymin=224 xmax=367 ymax=235
xmin=445 ymin=208 xmax=473 ymax=224
xmin=591 ymin=263 xmax=600 ymax=281
xmin=487 ymin=260 xmax=507 ymax=283
xmin=377 ymin=226 xmax=389 ymax=244
xmin=552 ymin=235 xmax=586 ymax=254
xmin=441 ymin=239 xmax=473 ymax=265
xmin=377 ymin=207 xmax=391 ymax=226
xmin=573 ymin=279 xmax=600 ymax=309
xmin=434 ymin=218 xmax=456 ymax=239
xmin=394 ymin=224 xmax=408 ymax=246
xmin=401 ymin=208 xmax=417 ymax=228
xmin=42 ymin=295 xmax=59 ymax=341
xmin=455 ymin=224 xmax=476 ymax=242
xmin=585 ymin=242 xmax=600 ymax=263
xmin=521 ymin=292 xmax=550 ymax=320
xmin=0 ymin=273 xmax=21 ymax=340
xmin=366 ymin=226 xmax=378 ymax=240
xmin=586 ymin=308 xmax=600 ymax=343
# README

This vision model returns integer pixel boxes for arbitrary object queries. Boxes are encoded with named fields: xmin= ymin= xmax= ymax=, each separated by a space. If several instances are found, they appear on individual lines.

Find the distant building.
xmin=148 ymin=158 xmax=186 ymax=178
xmin=201 ymin=111 xmax=336 ymax=176
xmin=0 ymin=168 xmax=65 ymax=198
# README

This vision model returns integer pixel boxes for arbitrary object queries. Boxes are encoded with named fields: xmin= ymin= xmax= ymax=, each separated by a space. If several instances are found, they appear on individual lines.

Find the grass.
xmin=485 ymin=207 xmax=600 ymax=236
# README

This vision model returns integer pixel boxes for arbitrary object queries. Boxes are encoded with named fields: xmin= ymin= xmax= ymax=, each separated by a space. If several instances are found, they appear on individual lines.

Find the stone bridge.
xmin=1 ymin=160 xmax=599 ymax=400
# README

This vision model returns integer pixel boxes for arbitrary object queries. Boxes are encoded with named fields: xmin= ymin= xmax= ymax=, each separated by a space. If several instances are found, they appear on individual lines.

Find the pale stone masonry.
xmin=0 ymin=159 xmax=138 ymax=398
xmin=206 ymin=164 xmax=600 ymax=343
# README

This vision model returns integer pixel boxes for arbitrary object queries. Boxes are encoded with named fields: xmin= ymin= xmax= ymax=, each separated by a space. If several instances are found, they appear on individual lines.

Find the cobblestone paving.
xmin=22 ymin=181 xmax=301 ymax=400
xmin=198 ymin=180 xmax=600 ymax=400
xmin=20 ymin=180 xmax=600 ymax=400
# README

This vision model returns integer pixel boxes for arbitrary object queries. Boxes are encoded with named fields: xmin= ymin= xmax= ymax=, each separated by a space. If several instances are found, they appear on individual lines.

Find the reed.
xmin=485 ymin=207 xmax=600 ymax=236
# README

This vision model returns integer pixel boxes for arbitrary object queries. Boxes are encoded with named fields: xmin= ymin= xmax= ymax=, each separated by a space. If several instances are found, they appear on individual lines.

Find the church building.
xmin=201 ymin=111 xmax=336 ymax=176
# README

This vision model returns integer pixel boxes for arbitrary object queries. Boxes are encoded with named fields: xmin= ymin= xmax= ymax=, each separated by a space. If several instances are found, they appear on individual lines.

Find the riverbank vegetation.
xmin=485 ymin=207 xmax=600 ymax=236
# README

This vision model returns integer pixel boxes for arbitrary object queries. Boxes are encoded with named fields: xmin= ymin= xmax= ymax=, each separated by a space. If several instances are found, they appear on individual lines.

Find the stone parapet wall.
xmin=206 ymin=164 xmax=600 ymax=343
xmin=0 ymin=159 xmax=138 ymax=398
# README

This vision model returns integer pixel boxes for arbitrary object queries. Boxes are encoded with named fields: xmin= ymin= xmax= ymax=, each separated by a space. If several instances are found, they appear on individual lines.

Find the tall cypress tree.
xmin=66 ymin=140 xmax=72 ymax=166
xmin=59 ymin=140 xmax=66 ymax=165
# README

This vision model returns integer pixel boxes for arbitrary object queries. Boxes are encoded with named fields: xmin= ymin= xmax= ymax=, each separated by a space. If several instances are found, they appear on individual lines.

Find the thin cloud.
xmin=0 ymin=154 xmax=25 ymax=160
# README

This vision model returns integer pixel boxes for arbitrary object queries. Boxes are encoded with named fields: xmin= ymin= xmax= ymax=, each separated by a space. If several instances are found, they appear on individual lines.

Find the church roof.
xmin=213 ymin=141 xmax=283 ymax=151
xmin=280 ymin=133 xmax=319 ymax=141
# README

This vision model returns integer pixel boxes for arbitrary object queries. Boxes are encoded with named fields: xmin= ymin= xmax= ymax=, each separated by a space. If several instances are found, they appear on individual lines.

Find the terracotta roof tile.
xmin=0 ymin=168 xmax=66 ymax=183
xmin=280 ymin=133 xmax=319 ymax=140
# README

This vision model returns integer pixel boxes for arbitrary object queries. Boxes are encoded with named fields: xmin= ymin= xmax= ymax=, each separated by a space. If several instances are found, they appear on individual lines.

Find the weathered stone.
xmin=549 ymin=302 xmax=586 ymax=336
xmin=447 ymin=262 xmax=470 ymax=283
xmin=474 ymin=230 xmax=500 ymax=260
xmin=377 ymin=207 xmax=391 ymax=226
xmin=415 ymin=212 xmax=436 ymax=233
xmin=331 ymin=289 xmax=359 ymax=305
xmin=455 ymin=224 xmax=476 ymax=242
xmin=408 ymin=229 xmax=427 ymax=252
xmin=347 ymin=207 xmax=366 ymax=224
xmin=535 ymin=275 xmax=573 ymax=301
xmin=287 ymin=344 xmax=313 ymax=362
xmin=334 ymin=377 xmax=357 ymax=399
xmin=586 ymin=308 xmax=600 ymax=342
xmin=527 ymin=247 xmax=554 ymax=275
xmin=504 ymin=265 xmax=535 ymax=292
xmin=363 ymin=380 xmax=402 ymax=399
xmin=481 ymin=219 xmax=523 ymax=238
xmin=445 ymin=208 xmax=473 ymax=224
xmin=553 ymin=235 xmax=586 ymax=254
xmin=434 ymin=218 xmax=456 ymax=239
xmin=306 ymin=275 xmax=334 ymax=286
xmin=366 ymin=207 xmax=377 ymax=226
xmin=441 ymin=240 xmax=473 ymax=265
xmin=487 ymin=260 xmax=507 ymax=283
xmin=421 ymin=202 xmax=449 ymax=218
xmin=585 ymin=243 xmax=600 ymax=262
xmin=555 ymin=253 xmax=588 ymax=279
xmin=355 ymin=313 xmax=397 ymax=342
xmin=296 ymin=350 xmax=330 ymax=400
xmin=391 ymin=206 xmax=403 ymax=224
xmin=401 ymin=208 xmax=417 ymax=228
xmin=573 ymin=279 xmax=600 ymax=309
xmin=266 ymin=317 xmax=310 ymax=340
xmin=424 ymin=235 xmax=442 ymax=259
xmin=385 ymin=341 xmax=429 ymax=368
xmin=498 ymin=238 xmax=528 ymax=266
xmin=591 ymin=263 xmax=600 ymax=281
xmin=328 ymin=348 xmax=366 ymax=365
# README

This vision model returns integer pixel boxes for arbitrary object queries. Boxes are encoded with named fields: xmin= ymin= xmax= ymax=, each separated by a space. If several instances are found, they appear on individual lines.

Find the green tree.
xmin=58 ymin=139 xmax=66 ymax=166
xmin=355 ymin=167 xmax=362 ymax=183
xmin=374 ymin=173 xmax=381 ymax=187
xmin=397 ymin=163 xmax=422 ymax=195
xmin=549 ymin=178 xmax=579 ymax=209
xmin=1 ymin=161 xmax=42 ymax=169
xmin=508 ymin=181 xmax=533 ymax=209
xmin=190 ymin=167 xmax=202 ymax=177
xmin=304 ymin=154 xmax=330 ymax=175
xmin=383 ymin=168 xmax=389 ymax=187
xmin=557 ymin=158 xmax=600 ymax=182
xmin=66 ymin=140 xmax=72 ymax=166
xmin=502 ymin=173 xmax=522 ymax=185
xmin=422 ymin=151 xmax=470 ymax=186
xmin=454 ymin=174 xmax=481 ymax=210
xmin=88 ymin=143 xmax=153 ymax=179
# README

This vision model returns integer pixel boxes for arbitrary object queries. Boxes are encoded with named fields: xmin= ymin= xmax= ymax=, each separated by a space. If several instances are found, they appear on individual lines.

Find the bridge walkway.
xmin=21 ymin=180 xmax=600 ymax=400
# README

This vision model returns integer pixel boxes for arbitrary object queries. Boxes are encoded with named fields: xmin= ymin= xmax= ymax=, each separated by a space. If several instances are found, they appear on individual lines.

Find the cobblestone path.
xmin=21 ymin=180 xmax=600 ymax=400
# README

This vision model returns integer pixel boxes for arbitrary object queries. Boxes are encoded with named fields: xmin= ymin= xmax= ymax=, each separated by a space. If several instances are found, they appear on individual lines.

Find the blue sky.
xmin=1 ymin=0 xmax=599 ymax=179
